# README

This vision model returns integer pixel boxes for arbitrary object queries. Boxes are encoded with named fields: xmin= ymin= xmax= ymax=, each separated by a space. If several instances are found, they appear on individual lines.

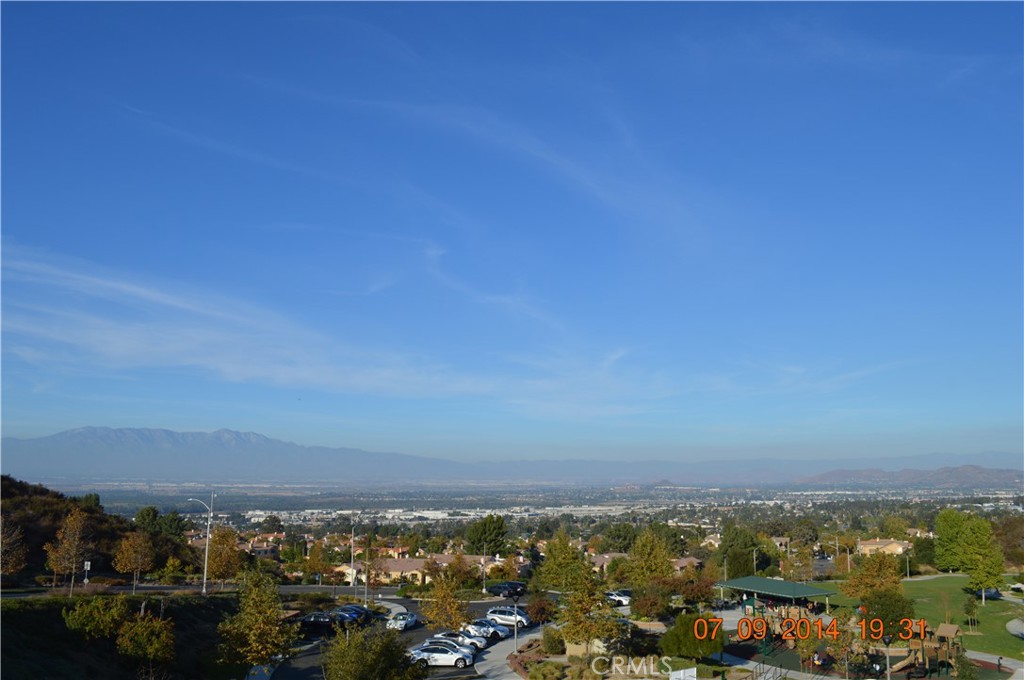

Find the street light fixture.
xmin=882 ymin=634 xmax=893 ymax=680
xmin=511 ymin=593 xmax=522 ymax=654
xmin=187 ymin=493 xmax=215 ymax=596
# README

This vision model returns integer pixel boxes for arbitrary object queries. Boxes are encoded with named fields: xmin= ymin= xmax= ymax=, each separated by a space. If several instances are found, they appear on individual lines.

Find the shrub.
xmin=295 ymin=592 xmax=334 ymax=610
xmin=527 ymin=594 xmax=557 ymax=624
xmin=528 ymin=660 xmax=565 ymax=680
xmin=541 ymin=626 xmax=565 ymax=655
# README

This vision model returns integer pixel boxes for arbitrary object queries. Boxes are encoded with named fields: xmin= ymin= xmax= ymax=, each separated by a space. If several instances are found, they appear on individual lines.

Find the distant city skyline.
xmin=2 ymin=3 xmax=1021 ymax=464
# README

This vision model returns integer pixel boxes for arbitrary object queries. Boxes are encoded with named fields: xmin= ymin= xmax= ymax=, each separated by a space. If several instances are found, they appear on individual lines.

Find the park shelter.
xmin=715 ymin=576 xmax=834 ymax=614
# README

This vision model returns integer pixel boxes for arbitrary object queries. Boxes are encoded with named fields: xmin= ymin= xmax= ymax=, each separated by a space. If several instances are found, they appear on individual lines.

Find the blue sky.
xmin=2 ymin=3 xmax=1021 ymax=463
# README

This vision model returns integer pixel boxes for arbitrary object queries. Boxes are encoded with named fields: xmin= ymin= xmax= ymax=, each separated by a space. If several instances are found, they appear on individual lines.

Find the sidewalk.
xmin=473 ymin=625 xmax=544 ymax=679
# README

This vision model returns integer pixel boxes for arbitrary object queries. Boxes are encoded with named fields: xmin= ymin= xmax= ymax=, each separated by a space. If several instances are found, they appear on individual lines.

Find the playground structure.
xmin=889 ymin=623 xmax=964 ymax=676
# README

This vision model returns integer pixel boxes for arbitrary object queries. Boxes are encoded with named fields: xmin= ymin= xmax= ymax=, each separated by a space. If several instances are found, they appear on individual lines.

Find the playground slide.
xmin=889 ymin=652 xmax=918 ymax=673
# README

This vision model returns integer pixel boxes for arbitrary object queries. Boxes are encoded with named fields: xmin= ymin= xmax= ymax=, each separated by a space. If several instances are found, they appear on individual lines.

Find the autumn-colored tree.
xmin=306 ymin=542 xmax=331 ymax=582
xmin=114 ymin=531 xmax=155 ymax=594
xmin=559 ymin=587 xmax=621 ymax=660
xmin=840 ymin=553 xmax=902 ymax=601
xmin=422 ymin=555 xmax=444 ymax=584
xmin=219 ymin=570 xmax=298 ymax=667
xmin=493 ymin=553 xmax=520 ymax=581
xmin=826 ymin=626 xmax=858 ymax=677
xmin=207 ymin=526 xmax=243 ymax=589
xmin=44 ymin=506 xmax=91 ymax=595
xmin=420 ymin=575 xmax=470 ymax=632
xmin=117 ymin=614 xmax=175 ymax=680
xmin=445 ymin=552 xmax=476 ymax=588
xmin=0 ymin=515 xmax=27 ymax=576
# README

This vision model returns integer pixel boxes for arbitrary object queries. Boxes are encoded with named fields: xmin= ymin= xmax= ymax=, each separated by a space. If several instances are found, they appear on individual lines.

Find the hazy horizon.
xmin=3 ymin=4 xmax=1021 ymax=466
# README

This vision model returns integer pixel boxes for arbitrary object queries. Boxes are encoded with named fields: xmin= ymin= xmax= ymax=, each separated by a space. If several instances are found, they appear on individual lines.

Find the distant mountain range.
xmin=2 ymin=427 xmax=1021 ymax=488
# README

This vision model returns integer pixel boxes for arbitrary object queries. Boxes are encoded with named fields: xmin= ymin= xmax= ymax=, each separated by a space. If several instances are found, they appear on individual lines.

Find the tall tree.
xmin=537 ymin=529 xmax=592 ymax=593
xmin=113 ymin=531 xmax=155 ymax=594
xmin=934 ymin=509 xmax=967 ymax=572
xmin=465 ymin=515 xmax=508 ymax=557
xmin=44 ymin=506 xmax=91 ymax=595
xmin=322 ymin=626 xmax=427 ymax=680
xmin=960 ymin=516 xmax=1004 ymax=605
xmin=219 ymin=570 xmax=297 ymax=668
xmin=0 ymin=515 xmax=27 ymax=576
xmin=598 ymin=522 xmax=638 ymax=554
xmin=861 ymin=587 xmax=915 ymax=638
xmin=207 ymin=526 xmax=243 ymax=589
xmin=306 ymin=542 xmax=331 ymax=583
xmin=625 ymin=527 xmax=674 ymax=588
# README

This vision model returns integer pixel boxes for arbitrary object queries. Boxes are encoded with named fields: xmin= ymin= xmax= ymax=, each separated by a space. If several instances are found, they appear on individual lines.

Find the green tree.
xmin=63 ymin=594 xmax=132 ymax=639
xmin=537 ymin=529 xmax=592 ymax=593
xmin=219 ymin=570 xmax=298 ymax=667
xmin=953 ymin=652 xmax=979 ymax=680
xmin=419 ymin=575 xmax=469 ymax=632
xmin=598 ymin=523 xmax=637 ymax=553
xmin=912 ymin=537 xmax=935 ymax=566
xmin=259 ymin=515 xmax=285 ymax=534
xmin=44 ymin=506 xmax=91 ymax=595
xmin=861 ymin=587 xmax=915 ymax=639
xmin=465 ymin=515 xmax=508 ymax=557
xmin=113 ymin=531 xmax=155 ymax=594
xmin=879 ymin=515 xmax=909 ymax=539
xmin=625 ymin=528 xmax=674 ymax=588
xmin=323 ymin=626 xmax=428 ymax=680
xmin=962 ymin=594 xmax=978 ymax=633
xmin=961 ymin=516 xmax=1005 ymax=605
xmin=660 ymin=613 xmax=724 ymax=660
xmin=840 ymin=553 xmax=903 ymax=601
xmin=208 ymin=525 xmax=243 ymax=589
xmin=445 ymin=552 xmax=476 ymax=589
xmin=935 ymin=509 xmax=967 ymax=572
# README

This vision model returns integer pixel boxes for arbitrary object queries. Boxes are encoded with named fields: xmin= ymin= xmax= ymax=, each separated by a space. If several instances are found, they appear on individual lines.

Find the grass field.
xmin=808 ymin=575 xmax=1024 ymax=660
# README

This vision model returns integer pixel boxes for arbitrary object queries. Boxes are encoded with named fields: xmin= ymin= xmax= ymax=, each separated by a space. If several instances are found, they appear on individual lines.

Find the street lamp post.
xmin=187 ymin=493 xmax=215 ymax=596
xmin=882 ymin=634 xmax=893 ymax=680
xmin=511 ymin=593 xmax=521 ymax=653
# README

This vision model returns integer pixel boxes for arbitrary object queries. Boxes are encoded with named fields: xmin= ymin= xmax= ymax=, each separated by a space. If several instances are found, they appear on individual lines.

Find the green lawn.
xmin=809 ymin=575 xmax=1024 ymax=660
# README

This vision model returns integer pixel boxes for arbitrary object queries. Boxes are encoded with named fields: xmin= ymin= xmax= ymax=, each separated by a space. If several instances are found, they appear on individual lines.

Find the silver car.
xmin=486 ymin=606 xmax=532 ymax=629
xmin=430 ymin=630 xmax=488 ymax=650
xmin=413 ymin=637 xmax=476 ymax=658
xmin=464 ymin=618 xmax=511 ymax=640
xmin=387 ymin=611 xmax=419 ymax=630
xmin=409 ymin=644 xmax=472 ymax=669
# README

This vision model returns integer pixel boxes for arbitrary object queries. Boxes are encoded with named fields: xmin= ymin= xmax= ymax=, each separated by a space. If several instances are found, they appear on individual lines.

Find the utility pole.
xmin=187 ymin=492 xmax=215 ymax=596
xmin=350 ymin=511 xmax=356 ymax=595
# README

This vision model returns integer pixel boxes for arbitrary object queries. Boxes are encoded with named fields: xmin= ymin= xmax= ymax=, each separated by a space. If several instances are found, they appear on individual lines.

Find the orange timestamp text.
xmin=692 ymin=617 xmax=929 ymax=642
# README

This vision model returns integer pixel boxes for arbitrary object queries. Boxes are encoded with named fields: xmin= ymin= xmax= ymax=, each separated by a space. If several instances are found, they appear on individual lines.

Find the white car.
xmin=387 ymin=612 xmax=419 ymax=630
xmin=413 ymin=637 xmax=476 ymax=658
xmin=409 ymin=644 xmax=472 ymax=669
xmin=464 ymin=618 xmax=511 ymax=640
xmin=430 ymin=630 xmax=488 ymax=650
xmin=606 ymin=590 xmax=632 ymax=607
xmin=486 ymin=606 xmax=532 ymax=629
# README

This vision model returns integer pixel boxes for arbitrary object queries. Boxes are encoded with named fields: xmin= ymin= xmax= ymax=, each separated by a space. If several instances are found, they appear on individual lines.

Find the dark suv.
xmin=486 ymin=581 xmax=526 ymax=598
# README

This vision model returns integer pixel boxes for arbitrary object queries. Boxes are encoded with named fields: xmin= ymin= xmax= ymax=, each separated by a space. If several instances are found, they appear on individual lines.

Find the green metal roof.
xmin=715 ymin=576 xmax=832 ymax=600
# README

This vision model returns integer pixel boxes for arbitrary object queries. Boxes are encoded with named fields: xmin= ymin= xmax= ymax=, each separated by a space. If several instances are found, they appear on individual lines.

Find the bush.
xmin=527 ymin=594 xmax=557 ymax=624
xmin=528 ymin=660 xmax=565 ymax=680
xmin=565 ymin=663 xmax=603 ymax=680
xmin=541 ymin=626 xmax=565 ymax=655
xmin=295 ymin=592 xmax=334 ymax=610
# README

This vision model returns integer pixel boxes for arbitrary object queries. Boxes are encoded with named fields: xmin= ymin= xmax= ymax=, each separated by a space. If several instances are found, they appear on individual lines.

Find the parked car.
xmin=412 ymin=637 xmax=477 ymax=658
xmin=464 ymin=618 xmax=511 ymax=640
xmin=430 ymin=630 xmax=488 ymax=650
xmin=332 ymin=604 xmax=373 ymax=626
xmin=606 ymin=589 xmax=632 ymax=607
xmin=486 ymin=606 xmax=532 ymax=629
xmin=976 ymin=588 xmax=1002 ymax=600
xmin=298 ymin=611 xmax=336 ymax=639
xmin=486 ymin=581 xmax=527 ymax=598
xmin=387 ymin=612 xmax=419 ymax=630
xmin=409 ymin=644 xmax=473 ymax=669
